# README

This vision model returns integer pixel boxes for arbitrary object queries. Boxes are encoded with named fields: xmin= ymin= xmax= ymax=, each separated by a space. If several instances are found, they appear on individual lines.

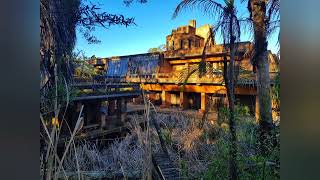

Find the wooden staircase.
xmin=152 ymin=152 xmax=180 ymax=180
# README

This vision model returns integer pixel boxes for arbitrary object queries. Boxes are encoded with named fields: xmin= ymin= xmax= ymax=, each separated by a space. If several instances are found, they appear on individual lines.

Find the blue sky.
xmin=74 ymin=0 xmax=279 ymax=58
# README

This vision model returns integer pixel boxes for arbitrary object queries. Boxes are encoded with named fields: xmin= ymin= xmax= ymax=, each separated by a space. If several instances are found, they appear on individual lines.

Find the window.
xmin=188 ymin=39 xmax=192 ymax=48
xmin=180 ymin=39 xmax=184 ymax=49
xmin=172 ymin=41 xmax=175 ymax=50
xmin=195 ymin=39 xmax=199 ymax=47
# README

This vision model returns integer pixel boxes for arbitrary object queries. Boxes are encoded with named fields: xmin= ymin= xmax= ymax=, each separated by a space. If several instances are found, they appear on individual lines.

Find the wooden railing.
xmin=125 ymin=71 xmax=273 ymax=85
xmin=72 ymin=71 xmax=279 ymax=87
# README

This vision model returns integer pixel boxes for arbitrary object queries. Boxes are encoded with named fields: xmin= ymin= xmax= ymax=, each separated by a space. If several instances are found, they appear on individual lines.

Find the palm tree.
xmin=173 ymin=0 xmax=244 ymax=178
xmin=243 ymin=0 xmax=280 ymax=154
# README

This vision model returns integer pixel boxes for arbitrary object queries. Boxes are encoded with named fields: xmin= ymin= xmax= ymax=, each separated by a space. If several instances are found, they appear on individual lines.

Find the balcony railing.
xmin=72 ymin=71 xmax=278 ymax=87
xmin=126 ymin=71 xmax=278 ymax=85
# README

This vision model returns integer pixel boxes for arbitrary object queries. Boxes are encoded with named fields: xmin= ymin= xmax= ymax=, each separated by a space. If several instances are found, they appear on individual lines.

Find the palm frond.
xmin=180 ymin=69 xmax=198 ymax=92
xmin=238 ymin=18 xmax=254 ymax=41
xmin=268 ymin=0 xmax=280 ymax=22
xmin=267 ymin=19 xmax=280 ymax=51
xmin=172 ymin=0 xmax=224 ymax=19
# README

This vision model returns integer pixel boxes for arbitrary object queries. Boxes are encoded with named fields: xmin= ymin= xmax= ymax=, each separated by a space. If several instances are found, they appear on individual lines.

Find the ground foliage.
xmin=59 ymin=107 xmax=279 ymax=179
xmin=205 ymin=105 xmax=280 ymax=179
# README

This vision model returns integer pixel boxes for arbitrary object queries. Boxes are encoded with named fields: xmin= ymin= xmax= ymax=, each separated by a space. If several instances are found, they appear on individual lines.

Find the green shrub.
xmin=162 ymin=128 xmax=173 ymax=145
xmin=218 ymin=105 xmax=251 ymax=125
xmin=217 ymin=106 xmax=229 ymax=125
xmin=235 ymin=105 xmax=250 ymax=117
xmin=204 ymin=110 xmax=280 ymax=179
xmin=180 ymin=159 xmax=189 ymax=177
xmin=204 ymin=137 xmax=230 ymax=180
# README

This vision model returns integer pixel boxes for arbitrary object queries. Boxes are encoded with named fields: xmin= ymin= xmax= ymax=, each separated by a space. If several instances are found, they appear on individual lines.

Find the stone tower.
xmin=189 ymin=19 xmax=196 ymax=28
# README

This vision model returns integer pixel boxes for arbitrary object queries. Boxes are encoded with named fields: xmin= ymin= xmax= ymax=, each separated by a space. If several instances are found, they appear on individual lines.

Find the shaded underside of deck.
xmin=72 ymin=90 xmax=142 ymax=101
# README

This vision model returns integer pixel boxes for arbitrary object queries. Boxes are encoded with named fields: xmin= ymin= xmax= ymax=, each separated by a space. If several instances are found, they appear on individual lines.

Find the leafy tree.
xmin=40 ymin=0 xmax=147 ymax=88
xmin=148 ymin=44 xmax=166 ymax=53
xmin=173 ymin=0 xmax=247 ymax=178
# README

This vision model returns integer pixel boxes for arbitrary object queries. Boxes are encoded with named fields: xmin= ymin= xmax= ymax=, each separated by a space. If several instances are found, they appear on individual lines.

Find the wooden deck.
xmin=71 ymin=78 xmax=143 ymax=102
xmin=72 ymin=90 xmax=142 ymax=101
xmin=58 ymin=116 xmax=146 ymax=144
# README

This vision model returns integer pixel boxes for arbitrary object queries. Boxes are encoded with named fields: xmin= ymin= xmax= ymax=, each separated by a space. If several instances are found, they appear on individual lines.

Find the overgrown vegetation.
xmin=41 ymin=94 xmax=279 ymax=179
xmin=205 ymin=105 xmax=280 ymax=179
xmin=40 ymin=0 xmax=280 ymax=179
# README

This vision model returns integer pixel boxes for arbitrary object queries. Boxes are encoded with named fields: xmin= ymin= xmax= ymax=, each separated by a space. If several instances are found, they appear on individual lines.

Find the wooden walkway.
xmin=58 ymin=117 xmax=145 ymax=144
xmin=153 ymin=152 xmax=180 ymax=180
xmin=71 ymin=79 xmax=143 ymax=101
xmin=72 ymin=90 xmax=142 ymax=101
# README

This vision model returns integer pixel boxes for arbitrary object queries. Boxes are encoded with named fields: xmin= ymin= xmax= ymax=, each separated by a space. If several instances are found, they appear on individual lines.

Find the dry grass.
xmin=40 ymin=69 xmax=219 ymax=179
xmin=62 ymin=136 xmax=145 ymax=178
xmin=40 ymin=102 xmax=218 ymax=179
xmin=41 ymin=84 xmax=279 ymax=179
xmin=151 ymin=112 xmax=217 ymax=178
xmin=40 ymin=86 xmax=156 ymax=179
xmin=41 ymin=107 xmax=230 ymax=179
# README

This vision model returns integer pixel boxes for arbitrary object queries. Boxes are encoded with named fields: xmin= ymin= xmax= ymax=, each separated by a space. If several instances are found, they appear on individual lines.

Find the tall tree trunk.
xmin=250 ymin=0 xmax=273 ymax=154
xmin=224 ymin=20 xmax=238 ymax=179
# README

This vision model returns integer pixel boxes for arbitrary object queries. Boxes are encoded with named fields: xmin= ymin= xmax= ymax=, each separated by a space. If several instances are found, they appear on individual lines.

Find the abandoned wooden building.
xmin=78 ymin=20 xmax=279 ymax=127
xmin=72 ymin=20 xmax=279 ymax=131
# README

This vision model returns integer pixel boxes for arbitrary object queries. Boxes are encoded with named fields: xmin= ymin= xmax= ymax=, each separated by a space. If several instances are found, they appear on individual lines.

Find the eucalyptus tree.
xmin=173 ymin=0 xmax=245 ymax=178
xmin=243 ymin=0 xmax=280 ymax=154
xmin=40 ymin=0 xmax=147 ymax=88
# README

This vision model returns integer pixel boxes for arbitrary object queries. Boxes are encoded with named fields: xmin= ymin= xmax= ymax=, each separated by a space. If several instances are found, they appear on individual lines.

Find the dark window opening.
xmin=188 ymin=39 xmax=192 ymax=48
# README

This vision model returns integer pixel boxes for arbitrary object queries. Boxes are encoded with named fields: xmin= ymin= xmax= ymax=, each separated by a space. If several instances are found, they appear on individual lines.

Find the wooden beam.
xmin=141 ymin=84 xmax=257 ymax=95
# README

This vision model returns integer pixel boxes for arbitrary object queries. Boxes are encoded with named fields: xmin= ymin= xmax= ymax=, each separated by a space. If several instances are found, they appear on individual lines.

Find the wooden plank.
xmin=73 ymin=91 xmax=142 ymax=101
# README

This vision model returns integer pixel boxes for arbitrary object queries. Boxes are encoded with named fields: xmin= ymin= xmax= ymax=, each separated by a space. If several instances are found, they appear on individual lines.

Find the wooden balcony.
xmin=126 ymin=71 xmax=278 ymax=86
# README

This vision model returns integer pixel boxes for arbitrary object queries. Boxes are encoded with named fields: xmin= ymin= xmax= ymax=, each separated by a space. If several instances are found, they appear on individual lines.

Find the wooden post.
xmin=255 ymin=95 xmax=260 ymax=121
xmin=200 ymin=92 xmax=206 ymax=112
xmin=165 ymin=92 xmax=171 ymax=106
xmin=180 ymin=91 xmax=184 ymax=108
xmin=85 ymin=101 xmax=100 ymax=125
xmin=161 ymin=91 xmax=171 ymax=108
xmin=161 ymin=90 xmax=166 ymax=107
xmin=116 ymin=99 xmax=121 ymax=120
xmin=180 ymin=91 xmax=188 ymax=109
xmin=121 ymin=99 xmax=127 ymax=123
xmin=100 ymin=101 xmax=107 ymax=129
xmin=108 ymin=100 xmax=116 ymax=116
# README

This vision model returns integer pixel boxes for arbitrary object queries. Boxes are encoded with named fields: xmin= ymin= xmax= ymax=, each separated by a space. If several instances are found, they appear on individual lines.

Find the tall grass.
xmin=40 ymin=82 xmax=157 ymax=179
xmin=40 ymin=65 xmax=279 ymax=179
xmin=40 ymin=65 xmax=84 ymax=180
